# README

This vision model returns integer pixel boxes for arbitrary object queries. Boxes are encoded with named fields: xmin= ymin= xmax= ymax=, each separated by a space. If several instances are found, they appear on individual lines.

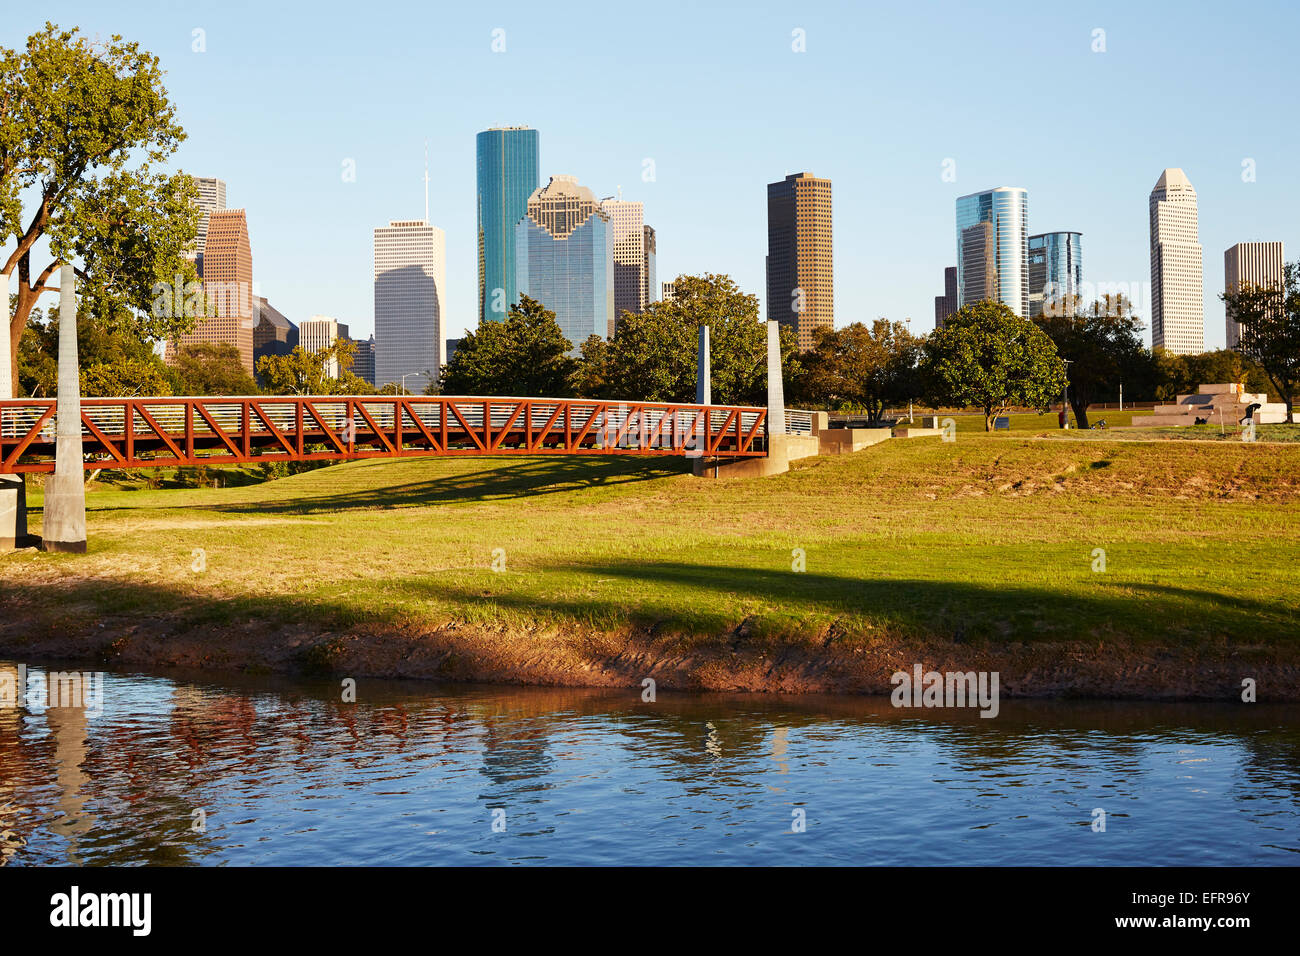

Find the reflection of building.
xmin=766 ymin=172 xmax=834 ymax=350
xmin=933 ymin=266 xmax=957 ymax=329
xmin=1224 ymin=241 xmax=1284 ymax=347
xmin=167 ymin=208 xmax=255 ymax=372
xmin=515 ymin=175 xmax=613 ymax=349
xmin=252 ymin=296 xmax=297 ymax=367
xmin=1027 ymin=232 xmax=1083 ymax=317
xmin=1149 ymin=168 xmax=1204 ymax=354
xmin=374 ymin=219 xmax=446 ymax=393
xmin=956 ymin=186 xmax=1028 ymax=317
xmin=477 ymin=127 xmax=540 ymax=323
xmin=352 ymin=335 xmax=376 ymax=386
xmin=601 ymin=199 xmax=656 ymax=333
xmin=300 ymin=316 xmax=350 ymax=379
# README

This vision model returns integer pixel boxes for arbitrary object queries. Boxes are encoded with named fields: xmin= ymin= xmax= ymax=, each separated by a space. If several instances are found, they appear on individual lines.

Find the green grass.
xmin=5 ymin=435 xmax=1299 ymax=652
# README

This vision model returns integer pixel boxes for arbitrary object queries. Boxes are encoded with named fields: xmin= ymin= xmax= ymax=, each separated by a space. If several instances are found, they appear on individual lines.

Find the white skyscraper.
xmin=188 ymin=176 xmax=226 ymax=275
xmin=299 ymin=316 xmax=350 ymax=379
xmin=1224 ymin=241 xmax=1285 ymax=348
xmin=601 ymin=198 xmax=654 ymax=332
xmin=1149 ymin=168 xmax=1204 ymax=354
xmin=373 ymin=219 xmax=446 ymax=393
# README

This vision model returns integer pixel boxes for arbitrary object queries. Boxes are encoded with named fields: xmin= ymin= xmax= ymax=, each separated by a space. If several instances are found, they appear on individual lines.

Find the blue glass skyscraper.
xmin=956 ymin=186 xmax=1029 ymax=317
xmin=1028 ymin=232 xmax=1083 ymax=316
xmin=515 ymin=175 xmax=614 ymax=350
xmin=476 ymin=127 xmax=540 ymax=323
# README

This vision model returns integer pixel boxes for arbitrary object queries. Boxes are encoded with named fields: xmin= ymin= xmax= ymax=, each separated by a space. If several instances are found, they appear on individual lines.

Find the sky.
xmin=7 ymin=0 xmax=1299 ymax=350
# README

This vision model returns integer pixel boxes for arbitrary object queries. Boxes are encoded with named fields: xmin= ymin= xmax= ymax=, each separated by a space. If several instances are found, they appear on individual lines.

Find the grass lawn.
xmin=3 ymin=434 xmax=1298 ymax=655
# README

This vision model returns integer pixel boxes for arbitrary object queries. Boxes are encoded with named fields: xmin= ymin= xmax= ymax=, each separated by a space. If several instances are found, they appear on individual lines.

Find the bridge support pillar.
xmin=41 ymin=265 xmax=86 ymax=554
xmin=0 ymin=475 xmax=31 ymax=549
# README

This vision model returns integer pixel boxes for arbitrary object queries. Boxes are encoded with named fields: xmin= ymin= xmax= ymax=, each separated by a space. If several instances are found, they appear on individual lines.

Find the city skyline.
xmin=5 ymin=2 xmax=1299 ymax=351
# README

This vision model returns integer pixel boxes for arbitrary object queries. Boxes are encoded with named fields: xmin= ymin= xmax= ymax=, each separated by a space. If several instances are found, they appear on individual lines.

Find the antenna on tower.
xmin=423 ymin=139 xmax=430 ymax=224
xmin=617 ymin=185 xmax=623 ymax=201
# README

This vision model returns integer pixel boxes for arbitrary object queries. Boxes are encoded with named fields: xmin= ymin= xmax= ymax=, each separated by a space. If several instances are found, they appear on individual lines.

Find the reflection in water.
xmin=0 ymin=662 xmax=1298 ymax=865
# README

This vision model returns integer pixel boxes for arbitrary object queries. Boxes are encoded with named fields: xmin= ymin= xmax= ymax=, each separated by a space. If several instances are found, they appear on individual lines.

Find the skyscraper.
xmin=189 ymin=176 xmax=226 ymax=275
xmin=167 ymin=208 xmax=255 ymax=372
xmin=374 ymin=219 xmax=446 ymax=393
xmin=353 ymin=335 xmax=376 ymax=386
xmin=644 ymin=225 xmax=657 ymax=312
xmin=933 ymin=266 xmax=957 ymax=329
xmin=300 ymin=316 xmax=350 ymax=379
xmin=1224 ymin=241 xmax=1285 ymax=347
xmin=1027 ymin=232 xmax=1083 ymax=317
xmin=252 ymin=296 xmax=297 ymax=366
xmin=477 ymin=127 xmax=540 ymax=323
xmin=515 ymin=175 xmax=613 ymax=349
xmin=1149 ymin=168 xmax=1204 ymax=354
xmin=956 ymin=187 xmax=1028 ymax=317
xmin=766 ymin=172 xmax=834 ymax=350
xmin=602 ymin=199 xmax=655 ymax=332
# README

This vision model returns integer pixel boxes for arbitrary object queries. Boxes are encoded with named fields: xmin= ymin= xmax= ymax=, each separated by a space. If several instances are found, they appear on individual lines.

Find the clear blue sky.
xmin=9 ymin=0 xmax=1298 ymax=349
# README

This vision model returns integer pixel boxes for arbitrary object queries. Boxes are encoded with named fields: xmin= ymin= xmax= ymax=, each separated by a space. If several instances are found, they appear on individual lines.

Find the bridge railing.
xmin=0 ymin=395 xmax=770 ymax=472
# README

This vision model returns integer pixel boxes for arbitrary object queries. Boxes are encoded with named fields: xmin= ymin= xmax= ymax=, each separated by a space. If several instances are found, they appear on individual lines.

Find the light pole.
xmin=399 ymin=370 xmax=430 ymax=396
xmin=1061 ymin=358 xmax=1073 ymax=429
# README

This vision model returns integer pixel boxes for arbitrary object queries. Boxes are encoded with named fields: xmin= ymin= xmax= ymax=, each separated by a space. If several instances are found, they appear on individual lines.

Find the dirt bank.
xmin=1 ymin=614 xmax=1295 ymax=702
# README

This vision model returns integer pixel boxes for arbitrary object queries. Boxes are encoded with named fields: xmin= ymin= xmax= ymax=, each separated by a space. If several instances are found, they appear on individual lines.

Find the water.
xmin=1 ymin=662 xmax=1297 ymax=865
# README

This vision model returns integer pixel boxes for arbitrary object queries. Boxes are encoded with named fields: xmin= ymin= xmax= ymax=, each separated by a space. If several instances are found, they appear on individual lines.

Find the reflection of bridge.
xmin=0 ymin=396 xmax=772 ymax=473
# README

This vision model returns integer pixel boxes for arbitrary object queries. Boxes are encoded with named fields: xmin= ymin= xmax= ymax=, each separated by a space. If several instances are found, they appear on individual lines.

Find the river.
xmin=1 ymin=663 xmax=1297 ymax=865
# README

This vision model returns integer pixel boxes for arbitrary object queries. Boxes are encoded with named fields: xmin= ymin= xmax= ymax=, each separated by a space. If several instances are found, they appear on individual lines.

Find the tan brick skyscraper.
xmin=766 ymin=173 xmax=833 ymax=350
xmin=168 ymin=209 xmax=255 ymax=373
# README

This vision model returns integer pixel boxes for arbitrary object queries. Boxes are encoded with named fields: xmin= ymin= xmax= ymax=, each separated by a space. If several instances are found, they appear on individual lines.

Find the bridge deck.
xmin=0 ymin=396 xmax=769 ymax=473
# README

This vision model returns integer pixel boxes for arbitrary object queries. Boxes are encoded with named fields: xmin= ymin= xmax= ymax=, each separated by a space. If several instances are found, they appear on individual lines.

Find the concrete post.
xmin=0 ymin=272 xmax=30 ymax=549
xmin=766 ymin=320 xmax=785 ymax=436
xmin=42 ymin=265 xmax=86 ymax=553
xmin=695 ymin=325 xmax=710 ymax=406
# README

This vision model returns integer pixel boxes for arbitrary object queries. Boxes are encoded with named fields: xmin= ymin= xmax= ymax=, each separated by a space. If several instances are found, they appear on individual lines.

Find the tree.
xmin=439 ymin=295 xmax=576 ymax=396
xmin=1034 ymin=294 xmax=1146 ymax=428
xmin=256 ymin=339 xmax=359 ymax=396
xmin=795 ymin=319 xmax=923 ymax=419
xmin=1 ymin=23 xmax=203 ymax=391
xmin=169 ymin=342 xmax=258 ymax=396
xmin=13 ymin=293 xmax=172 ymax=396
xmin=1224 ymin=264 xmax=1300 ymax=423
xmin=597 ymin=273 xmax=798 ymax=406
xmin=922 ymin=300 xmax=1067 ymax=431
xmin=571 ymin=334 xmax=614 ymax=398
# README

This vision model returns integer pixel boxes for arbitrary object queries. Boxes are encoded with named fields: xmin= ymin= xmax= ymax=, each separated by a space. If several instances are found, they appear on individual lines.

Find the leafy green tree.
xmin=1224 ymin=264 xmax=1300 ymax=422
xmin=256 ymin=339 xmax=360 ymax=396
xmin=571 ymin=334 xmax=614 ymax=398
xmin=13 ymin=293 xmax=172 ymax=396
xmin=439 ymin=295 xmax=576 ymax=396
xmin=169 ymin=342 xmax=258 ymax=395
xmin=1034 ymin=294 xmax=1146 ymax=428
xmin=598 ymin=274 xmax=798 ymax=406
xmin=922 ymin=300 xmax=1067 ymax=431
xmin=1 ymin=23 xmax=202 ymax=390
xmin=795 ymin=319 xmax=923 ymax=419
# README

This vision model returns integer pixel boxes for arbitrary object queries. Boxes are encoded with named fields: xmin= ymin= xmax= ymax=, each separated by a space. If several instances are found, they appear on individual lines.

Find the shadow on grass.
xmin=9 ymin=557 xmax=1295 ymax=648
xmin=76 ymin=456 xmax=691 ymax=516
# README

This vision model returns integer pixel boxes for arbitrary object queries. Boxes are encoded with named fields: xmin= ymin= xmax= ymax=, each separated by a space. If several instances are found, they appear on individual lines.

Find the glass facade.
xmin=516 ymin=176 xmax=613 ymax=350
xmin=476 ymin=127 xmax=540 ymax=323
xmin=956 ymin=187 xmax=1028 ymax=317
xmin=1027 ymin=232 xmax=1083 ymax=316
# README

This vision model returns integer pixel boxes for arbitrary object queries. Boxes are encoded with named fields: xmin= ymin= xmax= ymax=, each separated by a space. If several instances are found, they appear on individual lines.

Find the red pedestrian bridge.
xmin=0 ymin=395 xmax=775 ymax=474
